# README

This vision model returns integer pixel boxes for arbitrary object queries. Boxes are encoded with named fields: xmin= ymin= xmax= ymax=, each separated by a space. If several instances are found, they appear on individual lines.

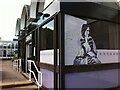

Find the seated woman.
xmin=73 ymin=24 xmax=101 ymax=65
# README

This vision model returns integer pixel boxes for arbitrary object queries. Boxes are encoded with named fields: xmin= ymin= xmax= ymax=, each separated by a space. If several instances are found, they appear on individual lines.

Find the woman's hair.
xmin=81 ymin=24 xmax=90 ymax=38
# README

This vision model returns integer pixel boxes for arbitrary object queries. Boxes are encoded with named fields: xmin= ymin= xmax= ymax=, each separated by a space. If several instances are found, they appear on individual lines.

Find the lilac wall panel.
xmin=65 ymin=69 xmax=119 ymax=88
xmin=40 ymin=68 xmax=54 ymax=88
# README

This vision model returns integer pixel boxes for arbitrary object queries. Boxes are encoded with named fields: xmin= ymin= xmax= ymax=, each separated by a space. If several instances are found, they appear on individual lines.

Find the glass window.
xmin=11 ymin=43 xmax=14 ymax=49
xmin=40 ymin=19 xmax=54 ymax=65
xmin=0 ymin=45 xmax=2 ymax=48
xmin=0 ymin=50 xmax=2 ymax=57
xmin=8 ymin=44 xmax=10 ymax=49
xmin=26 ymin=43 xmax=32 ymax=58
xmin=3 ymin=50 xmax=6 ymax=57
xmin=40 ymin=20 xmax=54 ymax=50
xmin=65 ymin=14 xmax=119 ymax=65
xmin=3 ymin=46 xmax=6 ymax=49
xmin=29 ymin=44 xmax=32 ymax=57
xmin=15 ymin=43 xmax=18 ymax=48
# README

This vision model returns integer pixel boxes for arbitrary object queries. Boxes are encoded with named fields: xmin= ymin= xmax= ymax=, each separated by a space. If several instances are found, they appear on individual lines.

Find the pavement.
xmin=0 ymin=60 xmax=28 ymax=83
xmin=0 ymin=60 xmax=2 ymax=85
xmin=0 ymin=60 xmax=37 ymax=90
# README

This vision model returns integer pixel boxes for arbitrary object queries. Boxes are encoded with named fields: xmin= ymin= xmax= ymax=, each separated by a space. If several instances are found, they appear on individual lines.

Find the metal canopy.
xmin=97 ymin=2 xmax=119 ymax=10
xmin=60 ymin=2 xmax=120 ymax=23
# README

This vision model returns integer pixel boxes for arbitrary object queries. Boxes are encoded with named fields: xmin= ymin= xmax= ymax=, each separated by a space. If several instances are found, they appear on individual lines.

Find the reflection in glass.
xmin=90 ymin=21 xmax=119 ymax=50
xmin=40 ymin=20 xmax=54 ymax=50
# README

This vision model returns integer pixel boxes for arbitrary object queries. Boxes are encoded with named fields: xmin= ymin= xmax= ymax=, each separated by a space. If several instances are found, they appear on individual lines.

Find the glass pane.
xmin=65 ymin=14 xmax=119 ymax=65
xmin=40 ymin=19 xmax=54 ymax=65
xmin=40 ymin=20 xmax=54 ymax=50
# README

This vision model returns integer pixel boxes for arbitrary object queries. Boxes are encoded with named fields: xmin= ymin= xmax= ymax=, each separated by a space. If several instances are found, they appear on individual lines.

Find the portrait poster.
xmin=65 ymin=14 xmax=87 ymax=65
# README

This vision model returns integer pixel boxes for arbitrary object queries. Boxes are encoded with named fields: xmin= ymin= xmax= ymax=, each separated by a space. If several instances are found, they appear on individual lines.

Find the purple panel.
xmin=65 ymin=69 xmax=119 ymax=88
xmin=40 ymin=68 xmax=54 ymax=88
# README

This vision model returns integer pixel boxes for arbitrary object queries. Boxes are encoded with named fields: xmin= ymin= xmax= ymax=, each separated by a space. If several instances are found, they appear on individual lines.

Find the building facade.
xmin=16 ymin=0 xmax=120 ymax=89
xmin=0 ymin=40 xmax=18 ymax=60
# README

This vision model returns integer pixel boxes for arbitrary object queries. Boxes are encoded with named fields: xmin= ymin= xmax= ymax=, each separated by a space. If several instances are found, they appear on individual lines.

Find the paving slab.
xmin=0 ymin=60 xmax=28 ymax=84
xmin=0 ymin=60 xmax=2 ymax=84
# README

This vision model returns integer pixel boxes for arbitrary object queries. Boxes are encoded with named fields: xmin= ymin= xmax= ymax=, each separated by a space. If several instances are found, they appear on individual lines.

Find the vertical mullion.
xmin=54 ymin=15 xmax=58 ymax=89
xmin=35 ymin=29 xmax=40 ymax=79
xmin=23 ymin=31 xmax=26 ymax=73
xmin=35 ymin=30 xmax=37 ymax=62
xmin=59 ymin=12 xmax=65 ymax=90
xmin=37 ymin=28 xmax=40 ymax=70
xmin=32 ymin=32 xmax=35 ymax=60
xmin=18 ymin=31 xmax=21 ymax=59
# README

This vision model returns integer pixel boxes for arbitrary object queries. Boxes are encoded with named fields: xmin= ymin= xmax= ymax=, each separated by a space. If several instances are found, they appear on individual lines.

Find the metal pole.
xmin=29 ymin=61 xmax=31 ymax=81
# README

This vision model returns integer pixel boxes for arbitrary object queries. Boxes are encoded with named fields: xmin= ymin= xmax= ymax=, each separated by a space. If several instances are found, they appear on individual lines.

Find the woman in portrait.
xmin=73 ymin=24 xmax=101 ymax=65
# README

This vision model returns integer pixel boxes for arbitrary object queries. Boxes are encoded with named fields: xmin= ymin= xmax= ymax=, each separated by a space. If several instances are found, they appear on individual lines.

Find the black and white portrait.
xmin=73 ymin=24 xmax=101 ymax=65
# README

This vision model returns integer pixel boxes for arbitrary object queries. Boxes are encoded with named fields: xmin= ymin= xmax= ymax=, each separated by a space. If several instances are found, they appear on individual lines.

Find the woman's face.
xmin=85 ymin=27 xmax=89 ymax=37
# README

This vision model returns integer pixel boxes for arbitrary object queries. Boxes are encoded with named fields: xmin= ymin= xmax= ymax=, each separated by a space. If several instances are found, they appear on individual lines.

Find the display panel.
xmin=65 ymin=14 xmax=119 ymax=65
